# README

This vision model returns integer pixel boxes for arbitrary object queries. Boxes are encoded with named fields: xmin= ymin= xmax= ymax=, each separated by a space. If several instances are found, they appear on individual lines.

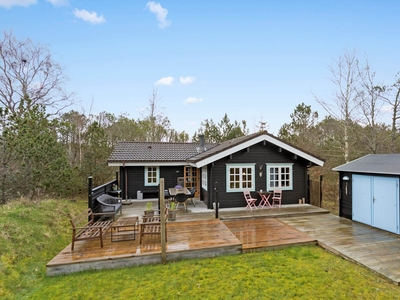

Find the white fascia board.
xmin=108 ymin=161 xmax=189 ymax=167
xmin=193 ymin=134 xmax=324 ymax=168
xmin=265 ymin=135 xmax=324 ymax=166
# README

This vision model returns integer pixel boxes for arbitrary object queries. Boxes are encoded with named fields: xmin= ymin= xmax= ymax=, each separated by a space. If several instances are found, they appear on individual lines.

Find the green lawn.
xmin=1 ymin=199 xmax=400 ymax=299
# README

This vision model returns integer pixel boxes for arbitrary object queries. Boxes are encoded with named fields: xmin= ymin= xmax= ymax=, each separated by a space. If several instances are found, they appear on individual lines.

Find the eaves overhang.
xmin=191 ymin=134 xmax=324 ymax=168
xmin=108 ymin=161 xmax=190 ymax=167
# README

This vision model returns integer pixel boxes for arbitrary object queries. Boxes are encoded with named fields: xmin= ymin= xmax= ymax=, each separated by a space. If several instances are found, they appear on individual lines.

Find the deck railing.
xmin=88 ymin=172 xmax=118 ymax=212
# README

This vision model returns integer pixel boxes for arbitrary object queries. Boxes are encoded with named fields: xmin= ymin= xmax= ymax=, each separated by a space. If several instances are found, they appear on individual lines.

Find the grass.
xmin=1 ymin=200 xmax=400 ymax=299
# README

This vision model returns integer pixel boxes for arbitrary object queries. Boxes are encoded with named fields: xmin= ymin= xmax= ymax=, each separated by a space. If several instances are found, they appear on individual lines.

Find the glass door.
xmin=184 ymin=166 xmax=199 ymax=196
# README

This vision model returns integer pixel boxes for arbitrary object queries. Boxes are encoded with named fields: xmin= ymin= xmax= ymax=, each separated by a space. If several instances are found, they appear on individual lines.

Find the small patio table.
xmin=168 ymin=187 xmax=191 ymax=197
xmin=111 ymin=216 xmax=139 ymax=242
xmin=257 ymin=191 xmax=272 ymax=208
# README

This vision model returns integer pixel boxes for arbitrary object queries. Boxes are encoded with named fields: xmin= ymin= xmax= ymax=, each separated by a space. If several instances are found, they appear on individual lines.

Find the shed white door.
xmin=352 ymin=175 xmax=372 ymax=225
xmin=373 ymin=176 xmax=399 ymax=234
xmin=352 ymin=174 xmax=399 ymax=234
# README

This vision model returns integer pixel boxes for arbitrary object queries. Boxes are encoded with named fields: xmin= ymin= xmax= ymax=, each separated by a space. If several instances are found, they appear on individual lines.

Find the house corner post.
xmin=319 ymin=175 xmax=323 ymax=208
xmin=215 ymin=181 xmax=219 ymax=219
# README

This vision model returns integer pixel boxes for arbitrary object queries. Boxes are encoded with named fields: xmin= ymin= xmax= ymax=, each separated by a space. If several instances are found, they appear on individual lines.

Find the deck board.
xmin=47 ymin=219 xmax=242 ymax=276
xmin=222 ymin=218 xmax=316 ymax=252
xmin=279 ymin=214 xmax=400 ymax=285
xmin=47 ymin=205 xmax=324 ymax=276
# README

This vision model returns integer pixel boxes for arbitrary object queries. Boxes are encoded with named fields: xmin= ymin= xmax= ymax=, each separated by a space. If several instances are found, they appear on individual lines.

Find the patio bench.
xmin=141 ymin=189 xmax=159 ymax=199
xmin=95 ymin=194 xmax=122 ymax=220
xmin=139 ymin=209 xmax=168 ymax=244
xmin=70 ymin=208 xmax=113 ymax=251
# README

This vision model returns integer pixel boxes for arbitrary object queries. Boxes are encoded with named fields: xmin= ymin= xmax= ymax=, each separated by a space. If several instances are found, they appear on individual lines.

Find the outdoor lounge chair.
xmin=95 ymin=194 xmax=122 ymax=219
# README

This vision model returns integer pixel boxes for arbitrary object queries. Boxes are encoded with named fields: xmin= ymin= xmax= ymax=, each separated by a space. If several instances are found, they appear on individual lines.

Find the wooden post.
xmin=307 ymin=174 xmax=310 ymax=203
xmin=319 ymin=175 xmax=323 ymax=208
xmin=215 ymin=181 xmax=219 ymax=219
xmin=160 ymin=178 xmax=166 ymax=263
xmin=88 ymin=176 xmax=93 ymax=210
xmin=115 ymin=171 xmax=119 ymax=187
xmin=88 ymin=176 xmax=93 ymax=222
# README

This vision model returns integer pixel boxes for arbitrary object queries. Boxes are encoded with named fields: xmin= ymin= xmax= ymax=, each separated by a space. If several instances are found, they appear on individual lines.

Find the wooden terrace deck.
xmin=46 ymin=204 xmax=323 ymax=276
xmin=280 ymin=214 xmax=400 ymax=285
xmin=47 ymin=202 xmax=400 ymax=284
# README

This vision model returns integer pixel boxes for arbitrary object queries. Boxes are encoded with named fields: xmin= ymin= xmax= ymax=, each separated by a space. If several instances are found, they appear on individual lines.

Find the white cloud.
xmin=184 ymin=97 xmax=203 ymax=105
xmin=0 ymin=0 xmax=36 ymax=9
xmin=155 ymin=76 xmax=174 ymax=86
xmin=73 ymin=8 xmax=105 ymax=25
xmin=46 ymin=0 xmax=68 ymax=6
xmin=146 ymin=1 xmax=171 ymax=29
xmin=180 ymin=76 xmax=196 ymax=85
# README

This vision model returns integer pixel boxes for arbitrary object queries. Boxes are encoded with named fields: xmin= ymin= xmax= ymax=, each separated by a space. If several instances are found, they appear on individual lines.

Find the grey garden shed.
xmin=333 ymin=154 xmax=400 ymax=235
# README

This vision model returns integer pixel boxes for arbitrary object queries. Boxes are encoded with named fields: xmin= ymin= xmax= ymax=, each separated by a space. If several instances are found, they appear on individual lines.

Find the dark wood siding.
xmin=209 ymin=142 xmax=310 ymax=208
xmin=119 ymin=141 xmax=314 ymax=208
xmin=339 ymin=172 xmax=352 ymax=219
xmin=120 ymin=165 xmax=184 ymax=199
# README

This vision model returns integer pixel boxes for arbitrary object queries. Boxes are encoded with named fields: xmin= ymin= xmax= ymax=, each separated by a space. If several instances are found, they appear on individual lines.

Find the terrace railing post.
xmin=88 ymin=176 xmax=93 ymax=222
xmin=160 ymin=178 xmax=166 ymax=263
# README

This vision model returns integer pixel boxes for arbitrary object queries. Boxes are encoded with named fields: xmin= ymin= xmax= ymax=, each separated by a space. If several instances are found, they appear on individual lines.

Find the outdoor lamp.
xmin=342 ymin=176 xmax=349 ymax=195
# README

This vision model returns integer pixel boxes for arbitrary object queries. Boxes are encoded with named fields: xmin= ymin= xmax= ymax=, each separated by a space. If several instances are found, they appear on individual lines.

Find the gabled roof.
xmin=108 ymin=131 xmax=324 ymax=167
xmin=187 ymin=131 xmax=324 ymax=168
xmin=332 ymin=154 xmax=400 ymax=175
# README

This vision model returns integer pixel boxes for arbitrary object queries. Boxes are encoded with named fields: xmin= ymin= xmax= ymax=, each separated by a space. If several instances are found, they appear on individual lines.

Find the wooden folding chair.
xmin=271 ymin=190 xmax=282 ymax=208
xmin=243 ymin=191 xmax=257 ymax=210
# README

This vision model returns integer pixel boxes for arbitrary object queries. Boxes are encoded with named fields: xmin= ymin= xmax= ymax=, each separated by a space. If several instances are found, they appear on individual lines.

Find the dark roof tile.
xmin=108 ymin=141 xmax=218 ymax=162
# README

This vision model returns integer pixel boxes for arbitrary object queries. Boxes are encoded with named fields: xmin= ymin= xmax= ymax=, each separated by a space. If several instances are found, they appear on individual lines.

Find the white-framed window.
xmin=226 ymin=164 xmax=255 ymax=192
xmin=202 ymin=166 xmax=207 ymax=191
xmin=144 ymin=166 xmax=159 ymax=186
xmin=266 ymin=163 xmax=293 ymax=190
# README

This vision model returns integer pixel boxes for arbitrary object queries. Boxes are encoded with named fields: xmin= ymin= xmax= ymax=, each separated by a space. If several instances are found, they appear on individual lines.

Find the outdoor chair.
xmin=175 ymin=193 xmax=188 ymax=211
xmin=95 ymin=194 xmax=122 ymax=220
xmin=186 ymin=188 xmax=196 ymax=207
xmin=271 ymin=190 xmax=282 ymax=208
xmin=243 ymin=191 xmax=257 ymax=210
xmin=164 ymin=189 xmax=171 ymax=204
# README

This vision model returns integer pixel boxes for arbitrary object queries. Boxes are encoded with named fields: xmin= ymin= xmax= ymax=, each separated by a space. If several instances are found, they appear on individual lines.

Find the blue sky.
xmin=1 ymin=0 xmax=400 ymax=138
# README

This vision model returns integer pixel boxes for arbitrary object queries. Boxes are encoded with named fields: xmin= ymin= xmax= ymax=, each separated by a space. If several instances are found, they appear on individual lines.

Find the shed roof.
xmin=332 ymin=154 xmax=400 ymax=175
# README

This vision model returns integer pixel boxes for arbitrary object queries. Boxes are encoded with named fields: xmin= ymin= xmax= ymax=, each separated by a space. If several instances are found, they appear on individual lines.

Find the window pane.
xmin=268 ymin=164 xmax=292 ymax=189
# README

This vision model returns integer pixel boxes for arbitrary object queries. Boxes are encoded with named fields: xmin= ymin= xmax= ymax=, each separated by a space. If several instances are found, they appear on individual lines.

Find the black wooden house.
xmin=108 ymin=131 xmax=324 ymax=209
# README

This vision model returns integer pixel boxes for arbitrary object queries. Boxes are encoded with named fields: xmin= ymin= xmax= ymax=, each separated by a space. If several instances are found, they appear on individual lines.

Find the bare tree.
xmin=356 ymin=58 xmax=388 ymax=153
xmin=380 ymin=73 xmax=400 ymax=152
xmin=0 ymin=31 xmax=73 ymax=116
xmin=314 ymin=49 xmax=362 ymax=162
xmin=141 ymin=88 xmax=172 ymax=142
